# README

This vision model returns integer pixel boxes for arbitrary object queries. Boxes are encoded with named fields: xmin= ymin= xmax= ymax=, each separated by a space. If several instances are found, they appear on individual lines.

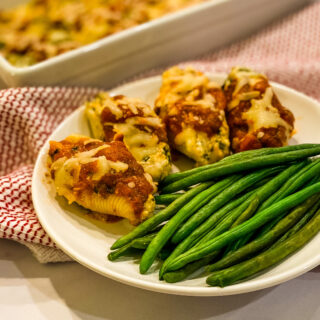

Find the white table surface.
xmin=0 ymin=239 xmax=319 ymax=320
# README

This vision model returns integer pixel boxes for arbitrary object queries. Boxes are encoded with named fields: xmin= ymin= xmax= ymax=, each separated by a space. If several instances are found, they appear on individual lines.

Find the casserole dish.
xmin=0 ymin=0 xmax=309 ymax=88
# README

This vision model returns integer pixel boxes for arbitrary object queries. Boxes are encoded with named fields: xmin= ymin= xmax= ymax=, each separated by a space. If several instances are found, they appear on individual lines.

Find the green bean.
xmin=108 ymin=232 xmax=158 ymax=261
xmin=111 ymin=182 xmax=213 ymax=250
xmin=139 ymin=175 xmax=240 ymax=274
xmin=258 ymin=159 xmax=319 ymax=212
xmin=222 ymin=197 xmax=260 ymax=255
xmin=161 ymin=147 xmax=320 ymax=193
xmin=158 ymin=248 xmax=173 ymax=260
xmin=108 ymin=242 xmax=133 ymax=261
xmin=229 ymin=209 xmax=288 ymax=253
xmin=172 ymin=166 xmax=282 ymax=244
xmin=165 ymin=182 xmax=320 ymax=272
xmin=253 ymin=162 xmax=320 ymax=241
xmin=271 ymin=198 xmax=320 ymax=248
xmin=232 ymin=197 xmax=260 ymax=227
xmin=228 ymin=160 xmax=315 ymax=251
xmin=206 ymin=205 xmax=320 ymax=287
xmin=196 ymin=197 xmax=260 ymax=263
xmin=229 ymin=165 xmax=319 ymax=252
xmin=165 ymin=164 xmax=310 ymax=272
xmin=162 ymin=144 xmax=320 ymax=186
xmin=196 ymin=163 xmax=302 ymax=246
xmin=131 ymin=234 xmax=158 ymax=249
xmin=255 ymin=211 xmax=289 ymax=239
xmin=195 ymin=195 xmax=261 ymax=250
xmin=207 ymin=198 xmax=260 ymax=258
xmin=163 ymin=253 xmax=218 ymax=283
xmin=159 ymin=190 xmax=257 ymax=278
xmin=155 ymin=194 xmax=182 ymax=205
xmin=206 ymin=194 xmax=320 ymax=272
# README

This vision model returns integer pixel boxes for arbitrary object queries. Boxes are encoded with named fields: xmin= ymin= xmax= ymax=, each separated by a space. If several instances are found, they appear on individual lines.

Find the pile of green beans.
xmin=108 ymin=144 xmax=320 ymax=287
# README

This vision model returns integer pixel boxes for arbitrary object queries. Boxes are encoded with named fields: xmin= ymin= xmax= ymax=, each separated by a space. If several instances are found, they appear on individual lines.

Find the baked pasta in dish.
xmin=224 ymin=67 xmax=295 ymax=152
xmin=48 ymin=135 xmax=156 ymax=225
xmin=85 ymin=93 xmax=171 ymax=182
xmin=155 ymin=66 xmax=230 ymax=166
xmin=0 ymin=0 xmax=205 ymax=67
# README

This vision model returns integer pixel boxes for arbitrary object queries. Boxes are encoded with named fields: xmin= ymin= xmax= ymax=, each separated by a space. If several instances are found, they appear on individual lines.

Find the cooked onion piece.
xmin=155 ymin=66 xmax=230 ymax=166
xmin=224 ymin=67 xmax=295 ymax=152
xmin=85 ymin=93 xmax=171 ymax=182
xmin=48 ymin=135 xmax=156 ymax=225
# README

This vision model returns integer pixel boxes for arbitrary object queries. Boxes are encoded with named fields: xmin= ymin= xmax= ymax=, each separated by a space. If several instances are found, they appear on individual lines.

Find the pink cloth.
xmin=1 ymin=2 xmax=319 ymax=262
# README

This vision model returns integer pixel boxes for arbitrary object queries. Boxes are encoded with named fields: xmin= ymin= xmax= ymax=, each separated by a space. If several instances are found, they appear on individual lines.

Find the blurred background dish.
xmin=0 ymin=0 xmax=309 ymax=88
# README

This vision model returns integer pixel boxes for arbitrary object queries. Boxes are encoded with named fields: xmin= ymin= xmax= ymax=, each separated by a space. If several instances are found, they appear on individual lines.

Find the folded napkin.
xmin=1 ymin=2 xmax=319 ymax=263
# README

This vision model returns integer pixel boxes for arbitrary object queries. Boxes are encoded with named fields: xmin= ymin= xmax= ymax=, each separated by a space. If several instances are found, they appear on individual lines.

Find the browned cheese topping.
xmin=224 ymin=67 xmax=295 ymax=152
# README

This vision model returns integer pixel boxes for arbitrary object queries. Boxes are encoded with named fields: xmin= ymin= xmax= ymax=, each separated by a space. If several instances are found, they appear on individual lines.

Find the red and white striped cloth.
xmin=0 ymin=88 xmax=99 ymax=262
xmin=1 ymin=2 xmax=320 ymax=263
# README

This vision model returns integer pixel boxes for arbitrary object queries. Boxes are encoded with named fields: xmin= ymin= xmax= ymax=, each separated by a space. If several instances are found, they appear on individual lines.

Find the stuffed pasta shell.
xmin=85 ymin=93 xmax=171 ymax=182
xmin=224 ymin=67 xmax=295 ymax=152
xmin=155 ymin=66 xmax=230 ymax=166
xmin=48 ymin=135 xmax=156 ymax=225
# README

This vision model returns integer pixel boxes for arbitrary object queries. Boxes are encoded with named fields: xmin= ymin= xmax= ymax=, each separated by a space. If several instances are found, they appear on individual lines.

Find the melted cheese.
xmin=157 ymin=66 xmax=210 ymax=108
xmin=174 ymin=125 xmax=229 ymax=166
xmin=90 ymin=93 xmax=124 ymax=119
xmin=113 ymin=96 xmax=154 ymax=117
xmin=125 ymin=116 xmax=162 ymax=127
xmin=51 ymin=144 xmax=128 ymax=189
xmin=75 ymin=145 xmax=110 ymax=159
xmin=243 ymin=87 xmax=292 ymax=135
xmin=85 ymin=106 xmax=105 ymax=140
xmin=228 ymin=91 xmax=261 ymax=110
xmin=113 ymin=122 xmax=159 ymax=162
xmin=104 ymin=99 xmax=123 ymax=119
xmin=83 ymin=138 xmax=105 ymax=145
xmin=125 ymin=100 xmax=139 ymax=115
xmin=167 ymin=72 xmax=208 ymax=93
xmin=229 ymin=67 xmax=266 ymax=89
xmin=232 ymin=73 xmax=264 ymax=97
xmin=227 ymin=67 xmax=267 ymax=110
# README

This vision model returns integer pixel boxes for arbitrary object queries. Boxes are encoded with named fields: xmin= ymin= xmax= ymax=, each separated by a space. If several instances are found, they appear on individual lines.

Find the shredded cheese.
xmin=113 ymin=96 xmax=154 ymax=116
xmin=125 ymin=116 xmax=162 ymax=127
xmin=104 ymin=99 xmax=123 ymax=119
xmin=228 ymin=91 xmax=261 ymax=110
xmin=51 ymin=144 xmax=128 ymax=188
xmin=227 ymin=67 xmax=267 ymax=110
xmin=157 ymin=66 xmax=210 ymax=107
xmin=112 ymin=122 xmax=160 ymax=162
xmin=83 ymin=138 xmax=105 ymax=145
xmin=167 ymin=72 xmax=208 ymax=93
xmin=243 ymin=87 xmax=292 ymax=136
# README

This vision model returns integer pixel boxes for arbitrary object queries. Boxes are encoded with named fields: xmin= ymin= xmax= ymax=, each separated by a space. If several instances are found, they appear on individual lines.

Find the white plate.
xmin=32 ymin=74 xmax=320 ymax=296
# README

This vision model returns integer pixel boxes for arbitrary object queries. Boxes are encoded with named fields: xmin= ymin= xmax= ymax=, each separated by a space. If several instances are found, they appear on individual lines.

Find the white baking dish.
xmin=0 ymin=0 xmax=310 ymax=88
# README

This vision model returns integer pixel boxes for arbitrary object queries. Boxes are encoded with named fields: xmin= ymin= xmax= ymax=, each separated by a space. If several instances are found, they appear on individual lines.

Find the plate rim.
xmin=32 ymin=73 xmax=320 ymax=296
